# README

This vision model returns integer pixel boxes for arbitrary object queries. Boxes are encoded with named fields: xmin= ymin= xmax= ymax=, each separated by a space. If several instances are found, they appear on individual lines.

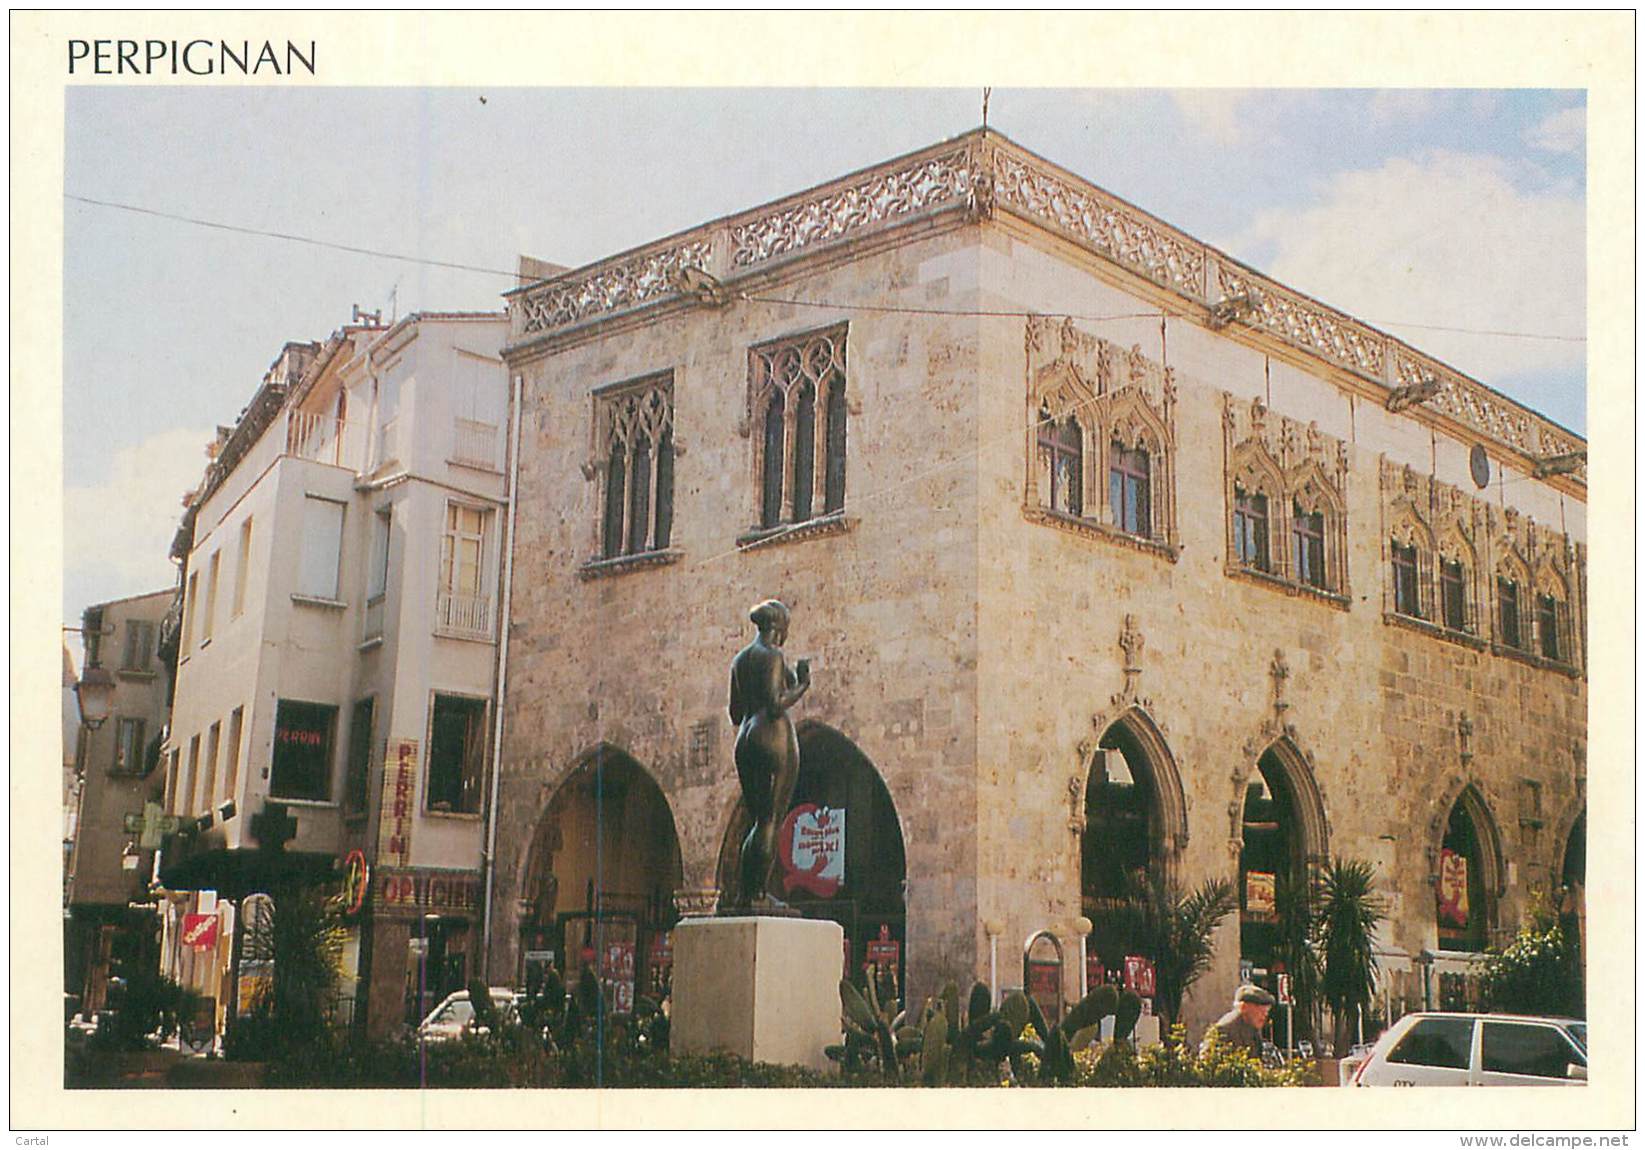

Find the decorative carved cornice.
xmin=502 ymin=130 xmax=1582 ymax=483
xmin=730 ymin=146 xmax=976 ymax=269
xmin=515 ymin=240 xmax=712 ymax=337
xmin=993 ymin=149 xmax=1205 ymax=295
xmin=1214 ymin=264 xmax=1386 ymax=379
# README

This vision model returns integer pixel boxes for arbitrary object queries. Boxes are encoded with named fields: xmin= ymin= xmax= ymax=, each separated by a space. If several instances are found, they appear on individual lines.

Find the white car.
xmin=416 ymin=988 xmax=519 ymax=1044
xmin=1346 ymin=1012 xmax=1586 ymax=1087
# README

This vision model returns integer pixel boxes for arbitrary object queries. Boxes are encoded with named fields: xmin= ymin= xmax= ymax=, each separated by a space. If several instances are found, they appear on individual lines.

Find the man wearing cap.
xmin=1202 ymin=984 xmax=1275 ymax=1059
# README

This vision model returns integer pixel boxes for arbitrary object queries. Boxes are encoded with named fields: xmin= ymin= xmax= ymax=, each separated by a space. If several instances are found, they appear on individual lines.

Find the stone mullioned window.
xmin=739 ymin=324 xmax=850 ymax=549
xmin=1222 ymin=396 xmax=1349 ymax=605
xmin=1375 ymin=459 xmax=1582 ymax=674
xmin=1022 ymin=315 xmax=1178 ymax=559
xmin=581 ymin=372 xmax=680 ymax=579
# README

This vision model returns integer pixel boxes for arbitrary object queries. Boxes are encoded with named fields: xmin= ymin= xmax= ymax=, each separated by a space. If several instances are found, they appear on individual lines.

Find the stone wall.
xmin=496 ymin=225 xmax=986 ymax=1005
xmin=495 ymin=214 xmax=1586 ymax=1040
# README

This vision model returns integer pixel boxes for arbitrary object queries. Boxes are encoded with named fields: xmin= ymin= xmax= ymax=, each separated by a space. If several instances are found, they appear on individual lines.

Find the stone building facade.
xmin=491 ymin=129 xmax=1586 ymax=1039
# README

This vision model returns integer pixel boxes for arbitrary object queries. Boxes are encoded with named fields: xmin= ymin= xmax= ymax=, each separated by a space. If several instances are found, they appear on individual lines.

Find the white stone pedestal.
xmin=671 ymin=914 xmax=843 ymax=1072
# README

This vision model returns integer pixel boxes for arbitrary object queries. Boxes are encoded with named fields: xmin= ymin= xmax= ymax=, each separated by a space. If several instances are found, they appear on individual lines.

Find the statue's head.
xmin=749 ymin=599 xmax=790 ymax=644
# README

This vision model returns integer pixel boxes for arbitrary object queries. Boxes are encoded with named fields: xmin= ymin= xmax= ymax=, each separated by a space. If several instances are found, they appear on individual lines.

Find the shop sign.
xmin=1245 ymin=871 xmax=1277 ymax=919
xmin=1437 ymin=848 xmax=1470 ymax=927
xmin=865 ymin=923 xmax=899 ymax=971
xmin=1123 ymin=955 xmax=1156 ymax=998
xmin=777 ymin=804 xmax=845 ymax=898
xmin=376 ymin=738 xmax=418 ymax=868
xmin=1276 ymin=973 xmax=1293 ymax=1006
xmin=601 ymin=941 xmax=636 ymax=1014
xmin=341 ymin=849 xmax=370 ymax=917
xmin=182 ymin=913 xmax=218 ymax=951
xmin=1085 ymin=953 xmax=1105 ymax=992
xmin=377 ymin=867 xmax=480 ymax=916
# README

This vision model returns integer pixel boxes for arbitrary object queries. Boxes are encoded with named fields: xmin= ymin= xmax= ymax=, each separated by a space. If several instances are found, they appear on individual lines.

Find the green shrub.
xmin=1072 ymin=1026 xmax=1312 ymax=1088
xmin=1478 ymin=911 xmax=1582 ymax=1018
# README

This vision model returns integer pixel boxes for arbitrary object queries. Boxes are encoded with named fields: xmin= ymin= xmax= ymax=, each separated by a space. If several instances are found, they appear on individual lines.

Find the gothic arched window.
xmin=594 ymin=373 xmax=676 ymax=561
xmin=750 ymin=326 xmax=848 ymax=532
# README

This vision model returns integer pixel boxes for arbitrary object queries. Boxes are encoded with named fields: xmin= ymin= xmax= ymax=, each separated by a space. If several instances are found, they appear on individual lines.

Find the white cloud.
xmin=1525 ymin=106 xmax=1585 ymax=154
xmin=1170 ymin=91 xmax=1249 ymax=146
xmin=1226 ymin=151 xmax=1584 ymax=386
xmin=65 ymin=426 xmax=214 ymax=597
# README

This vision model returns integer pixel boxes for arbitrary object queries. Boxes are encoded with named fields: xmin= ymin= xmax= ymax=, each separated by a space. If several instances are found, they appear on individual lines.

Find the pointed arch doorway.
xmin=520 ymin=749 xmax=683 ymax=1011
xmin=1079 ymin=709 xmax=1188 ymax=981
xmin=717 ymin=723 xmax=907 ymax=993
xmin=1238 ymin=742 xmax=1328 ymax=996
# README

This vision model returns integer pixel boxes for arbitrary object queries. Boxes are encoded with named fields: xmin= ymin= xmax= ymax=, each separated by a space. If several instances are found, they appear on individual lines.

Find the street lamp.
xmin=73 ymin=664 xmax=116 ymax=730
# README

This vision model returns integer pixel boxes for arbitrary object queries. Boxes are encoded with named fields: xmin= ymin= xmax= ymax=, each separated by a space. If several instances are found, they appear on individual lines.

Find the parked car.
xmin=416 ymin=988 xmax=519 ymax=1044
xmin=1346 ymin=1012 xmax=1586 ymax=1086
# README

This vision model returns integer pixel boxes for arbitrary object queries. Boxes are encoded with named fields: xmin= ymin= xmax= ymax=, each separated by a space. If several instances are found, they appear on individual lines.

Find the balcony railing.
xmin=286 ymin=411 xmax=358 ymax=469
xmin=452 ymin=417 xmax=499 ymax=470
xmin=435 ymin=591 xmax=492 ymax=638
xmin=362 ymin=594 xmax=385 ymax=643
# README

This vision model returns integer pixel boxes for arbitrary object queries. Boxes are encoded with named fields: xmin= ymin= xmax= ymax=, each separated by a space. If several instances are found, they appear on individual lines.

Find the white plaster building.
xmin=158 ymin=311 xmax=512 ymax=1038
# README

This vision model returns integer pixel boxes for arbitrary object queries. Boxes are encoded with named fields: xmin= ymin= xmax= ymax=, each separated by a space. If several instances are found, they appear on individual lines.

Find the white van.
xmin=1347 ymin=1012 xmax=1586 ymax=1087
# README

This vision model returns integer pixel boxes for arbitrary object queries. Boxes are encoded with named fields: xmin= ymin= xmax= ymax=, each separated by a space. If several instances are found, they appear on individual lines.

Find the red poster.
xmin=1027 ymin=959 xmax=1062 ymax=1022
xmin=865 ymin=923 xmax=899 ymax=970
xmin=1123 ymin=955 xmax=1156 ymax=998
xmin=182 ymin=913 xmax=218 ymax=951
xmin=1438 ymin=848 xmax=1470 ymax=927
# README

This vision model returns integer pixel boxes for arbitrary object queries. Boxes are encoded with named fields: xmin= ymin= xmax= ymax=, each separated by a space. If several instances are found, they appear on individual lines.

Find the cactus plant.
xmin=827 ymin=968 xmax=917 ymax=1079
xmin=1010 ymin=984 xmax=1147 ymax=1084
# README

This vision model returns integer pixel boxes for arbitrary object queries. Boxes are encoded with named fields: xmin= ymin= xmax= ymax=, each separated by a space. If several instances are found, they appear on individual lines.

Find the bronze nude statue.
xmin=726 ymin=599 xmax=811 ymax=911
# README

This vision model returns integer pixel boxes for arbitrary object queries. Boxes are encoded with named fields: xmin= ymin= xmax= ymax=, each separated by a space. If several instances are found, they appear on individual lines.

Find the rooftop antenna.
xmin=351 ymin=303 xmax=382 ymax=327
xmin=387 ymin=283 xmax=399 ymax=325
xmin=982 ymin=87 xmax=992 ymax=129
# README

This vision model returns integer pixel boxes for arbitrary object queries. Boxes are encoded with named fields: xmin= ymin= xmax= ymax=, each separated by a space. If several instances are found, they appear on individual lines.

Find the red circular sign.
xmin=341 ymin=849 xmax=370 ymax=916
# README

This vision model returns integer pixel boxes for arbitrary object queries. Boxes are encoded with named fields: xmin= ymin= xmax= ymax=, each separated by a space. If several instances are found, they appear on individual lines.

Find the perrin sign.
xmin=776 ymin=803 xmax=845 ymax=897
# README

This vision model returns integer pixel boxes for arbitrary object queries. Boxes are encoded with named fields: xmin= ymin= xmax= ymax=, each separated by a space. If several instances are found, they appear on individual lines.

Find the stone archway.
xmin=1236 ymin=738 xmax=1330 ymax=994
xmin=519 ymin=747 xmax=683 ymax=1009
xmin=1078 ymin=706 xmax=1188 ymax=975
xmin=716 ymin=721 xmax=907 ymax=991
xmin=1430 ymin=783 xmax=1505 ymax=954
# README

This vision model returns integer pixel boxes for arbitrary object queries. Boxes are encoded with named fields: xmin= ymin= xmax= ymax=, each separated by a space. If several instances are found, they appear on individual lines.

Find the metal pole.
xmin=989 ymin=933 xmax=998 ymax=1006
xmin=1287 ymin=1004 xmax=1294 ymax=1063
xmin=418 ymin=915 xmax=427 ymax=1089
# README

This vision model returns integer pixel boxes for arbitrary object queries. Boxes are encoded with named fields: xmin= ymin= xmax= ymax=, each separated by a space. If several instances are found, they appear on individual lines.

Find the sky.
xmin=62 ymin=87 xmax=1587 ymax=623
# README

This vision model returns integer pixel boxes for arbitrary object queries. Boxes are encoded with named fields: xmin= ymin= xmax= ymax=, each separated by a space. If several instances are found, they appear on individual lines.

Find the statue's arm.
xmin=728 ymin=662 xmax=745 ymax=725
xmin=776 ymin=656 xmax=810 ymax=710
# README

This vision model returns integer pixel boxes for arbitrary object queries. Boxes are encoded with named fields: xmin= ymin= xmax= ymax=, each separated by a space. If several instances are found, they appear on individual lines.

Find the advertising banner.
xmin=777 ymin=804 xmax=845 ymax=897
xmin=601 ymin=941 xmax=636 ymax=1014
xmin=1438 ymin=848 xmax=1471 ymax=927
xmin=1123 ymin=954 xmax=1156 ymax=998
xmin=182 ymin=912 xmax=218 ymax=951
xmin=1245 ymin=871 xmax=1277 ymax=919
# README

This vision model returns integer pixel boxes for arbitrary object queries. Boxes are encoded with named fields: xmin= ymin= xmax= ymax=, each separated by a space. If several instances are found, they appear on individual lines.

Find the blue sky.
xmin=62 ymin=87 xmax=1586 ymax=621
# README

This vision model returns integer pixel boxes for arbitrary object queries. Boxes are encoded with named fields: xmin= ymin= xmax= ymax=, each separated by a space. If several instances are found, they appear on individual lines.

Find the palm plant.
xmin=1315 ymin=858 xmax=1388 ymax=1053
xmin=1128 ymin=872 xmax=1239 ymax=1029
xmin=1273 ymin=869 xmax=1323 ymax=1041
xmin=268 ymin=884 xmax=347 ymax=1049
